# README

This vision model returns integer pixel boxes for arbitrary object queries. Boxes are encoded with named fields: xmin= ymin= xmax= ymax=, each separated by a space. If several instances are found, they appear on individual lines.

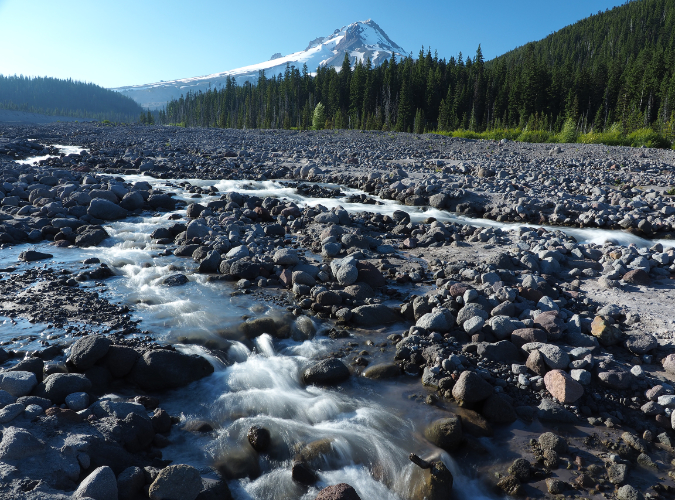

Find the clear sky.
xmin=0 ymin=0 xmax=627 ymax=89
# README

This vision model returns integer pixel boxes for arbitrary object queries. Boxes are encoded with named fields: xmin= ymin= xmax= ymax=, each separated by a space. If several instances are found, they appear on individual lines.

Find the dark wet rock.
xmin=315 ymin=483 xmax=362 ymax=500
xmin=546 ymin=478 xmax=570 ymax=495
xmin=350 ymin=304 xmax=399 ymax=327
xmin=482 ymin=394 xmax=517 ymax=423
xmin=411 ymin=460 xmax=453 ymax=500
xmin=147 ymin=193 xmax=176 ymax=210
xmin=196 ymin=478 xmax=234 ymax=500
xmin=120 ymin=191 xmax=144 ymax=211
xmin=363 ymin=363 xmax=400 ymax=380
xmin=508 ymin=458 xmax=531 ymax=482
xmin=539 ymin=432 xmax=568 ymax=453
xmin=18 ymin=250 xmax=52 ymax=262
xmin=184 ymin=419 xmax=214 ymax=433
xmin=624 ymin=333 xmax=657 ymax=355
xmin=88 ymin=198 xmax=128 ymax=220
xmin=162 ymin=273 xmax=189 ymax=286
xmin=292 ymin=461 xmax=318 ymax=485
xmin=33 ymin=372 xmax=92 ymax=404
xmin=302 ymin=358 xmax=350 ymax=385
xmin=131 ymin=349 xmax=215 ymax=391
xmin=75 ymin=227 xmax=109 ymax=247
xmin=496 ymin=475 xmax=522 ymax=496
xmin=424 ymin=416 xmax=463 ymax=451
xmin=151 ymin=408 xmax=172 ymax=433
xmin=67 ymin=334 xmax=112 ymax=370
xmin=247 ymin=426 xmax=271 ymax=452
xmin=149 ymin=464 xmax=202 ymax=500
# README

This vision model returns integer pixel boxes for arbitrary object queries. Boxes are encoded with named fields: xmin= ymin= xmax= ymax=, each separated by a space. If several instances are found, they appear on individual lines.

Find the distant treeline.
xmin=159 ymin=0 xmax=675 ymax=147
xmin=0 ymin=75 xmax=144 ymax=122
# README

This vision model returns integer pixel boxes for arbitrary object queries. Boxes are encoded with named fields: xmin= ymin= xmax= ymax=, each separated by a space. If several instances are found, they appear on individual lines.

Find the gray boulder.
xmin=149 ymin=464 xmax=203 ymax=500
xmin=424 ymin=416 xmax=463 ymax=451
xmin=0 ymin=427 xmax=44 ymax=460
xmin=452 ymin=371 xmax=493 ymax=403
xmin=350 ymin=304 xmax=399 ymax=327
xmin=273 ymin=248 xmax=299 ymax=266
xmin=34 ymin=373 xmax=92 ymax=404
xmin=330 ymin=256 xmax=359 ymax=286
xmin=0 ymin=371 xmax=37 ymax=397
xmin=88 ymin=198 xmax=128 ymax=221
xmin=67 ymin=335 xmax=112 ymax=370
xmin=416 ymin=309 xmax=455 ymax=333
xmin=302 ymin=358 xmax=350 ymax=386
xmin=74 ymin=466 xmax=118 ymax=500
xmin=131 ymin=350 xmax=215 ymax=391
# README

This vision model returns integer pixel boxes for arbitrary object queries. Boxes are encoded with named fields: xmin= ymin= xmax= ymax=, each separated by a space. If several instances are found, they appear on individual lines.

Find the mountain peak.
xmin=113 ymin=19 xmax=406 ymax=109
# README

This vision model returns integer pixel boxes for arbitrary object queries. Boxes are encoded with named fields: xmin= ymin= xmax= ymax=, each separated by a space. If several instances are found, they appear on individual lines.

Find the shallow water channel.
xmin=3 ymin=150 xmax=671 ymax=499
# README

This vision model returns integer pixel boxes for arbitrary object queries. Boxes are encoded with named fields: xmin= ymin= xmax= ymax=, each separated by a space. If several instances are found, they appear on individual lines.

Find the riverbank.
xmin=1 ymin=122 xmax=675 ymax=499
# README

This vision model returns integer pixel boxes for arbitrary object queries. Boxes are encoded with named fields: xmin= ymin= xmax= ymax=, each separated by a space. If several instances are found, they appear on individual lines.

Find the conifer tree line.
xmin=159 ymin=0 xmax=675 ymax=143
xmin=0 ymin=75 xmax=144 ymax=122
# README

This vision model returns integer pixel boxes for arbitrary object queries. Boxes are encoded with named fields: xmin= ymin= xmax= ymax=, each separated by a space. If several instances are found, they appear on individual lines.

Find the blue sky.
xmin=0 ymin=0 xmax=626 ymax=88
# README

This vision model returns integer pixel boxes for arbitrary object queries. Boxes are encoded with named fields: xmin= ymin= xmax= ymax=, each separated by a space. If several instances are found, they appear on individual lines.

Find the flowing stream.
xmin=3 ymin=148 xmax=668 ymax=499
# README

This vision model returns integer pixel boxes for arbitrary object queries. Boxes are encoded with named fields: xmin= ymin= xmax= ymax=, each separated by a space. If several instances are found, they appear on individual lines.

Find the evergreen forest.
xmin=0 ymin=75 xmax=144 ymax=123
xmin=159 ymin=0 xmax=675 ymax=148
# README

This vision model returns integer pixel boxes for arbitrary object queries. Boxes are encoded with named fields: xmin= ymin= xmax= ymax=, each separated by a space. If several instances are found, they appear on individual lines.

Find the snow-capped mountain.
xmin=112 ymin=19 xmax=406 ymax=109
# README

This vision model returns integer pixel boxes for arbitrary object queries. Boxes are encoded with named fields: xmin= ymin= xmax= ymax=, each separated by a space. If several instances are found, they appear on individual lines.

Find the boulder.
xmin=33 ymin=373 xmax=92 ymax=404
xmin=74 ymin=466 xmax=118 ymax=500
xmin=0 ymin=427 xmax=44 ymax=460
xmin=67 ymin=334 xmax=112 ymax=370
xmin=623 ymin=269 xmax=651 ymax=286
xmin=476 ymin=340 xmax=522 ymax=364
xmin=303 ymin=358 xmax=350 ymax=386
xmin=18 ymin=250 xmax=52 ymax=262
xmin=75 ymin=227 xmax=109 ymax=247
xmin=315 ymin=483 xmax=362 ymax=500
xmin=131 ymin=350 xmax=214 ymax=391
xmin=481 ymin=394 xmax=517 ymax=423
xmin=0 ymin=371 xmax=37 ymax=397
xmin=544 ymin=370 xmax=584 ymax=404
xmin=330 ymin=257 xmax=359 ymax=286
xmin=533 ymin=311 xmax=565 ymax=340
xmin=88 ymin=198 xmax=128 ymax=220
xmin=537 ymin=344 xmax=570 ymax=370
xmin=350 ymin=304 xmax=399 ymax=327
xmin=273 ymin=249 xmax=299 ymax=266
xmin=416 ymin=309 xmax=455 ymax=333
xmin=149 ymin=464 xmax=202 ymax=500
xmin=363 ymin=363 xmax=400 ymax=380
xmin=424 ymin=416 xmax=463 ymax=451
xmin=511 ymin=328 xmax=547 ymax=348
xmin=591 ymin=316 xmax=622 ymax=346
xmin=451 ymin=371 xmax=493 ymax=403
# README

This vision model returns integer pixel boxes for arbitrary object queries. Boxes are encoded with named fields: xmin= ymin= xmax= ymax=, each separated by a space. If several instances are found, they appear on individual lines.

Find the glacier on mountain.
xmin=112 ymin=19 xmax=406 ymax=109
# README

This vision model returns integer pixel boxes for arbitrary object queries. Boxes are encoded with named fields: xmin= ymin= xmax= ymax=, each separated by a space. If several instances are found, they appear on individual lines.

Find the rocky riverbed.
xmin=1 ymin=122 xmax=675 ymax=500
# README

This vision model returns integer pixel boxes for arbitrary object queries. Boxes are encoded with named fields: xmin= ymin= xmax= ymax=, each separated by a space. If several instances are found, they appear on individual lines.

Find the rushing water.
xmin=4 ymin=148 xmax=668 ymax=498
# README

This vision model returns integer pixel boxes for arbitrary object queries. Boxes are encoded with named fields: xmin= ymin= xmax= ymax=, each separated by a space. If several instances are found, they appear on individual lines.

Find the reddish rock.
xmin=254 ymin=206 xmax=273 ymax=221
xmin=623 ymin=269 xmax=651 ymax=286
xmin=315 ymin=483 xmax=361 ymax=500
xmin=449 ymin=283 xmax=470 ymax=297
xmin=402 ymin=238 xmax=417 ymax=249
xmin=534 ymin=311 xmax=564 ymax=340
xmin=518 ymin=287 xmax=544 ymax=303
xmin=279 ymin=269 xmax=293 ymax=288
xmin=511 ymin=328 xmax=547 ymax=348
xmin=526 ymin=350 xmax=548 ymax=376
xmin=544 ymin=369 xmax=584 ymax=404
xmin=45 ymin=407 xmax=83 ymax=423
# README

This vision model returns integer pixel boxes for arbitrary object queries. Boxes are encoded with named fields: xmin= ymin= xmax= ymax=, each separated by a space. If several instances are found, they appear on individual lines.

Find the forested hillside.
xmin=0 ymin=75 xmax=144 ymax=122
xmin=159 ymin=0 xmax=675 ymax=146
